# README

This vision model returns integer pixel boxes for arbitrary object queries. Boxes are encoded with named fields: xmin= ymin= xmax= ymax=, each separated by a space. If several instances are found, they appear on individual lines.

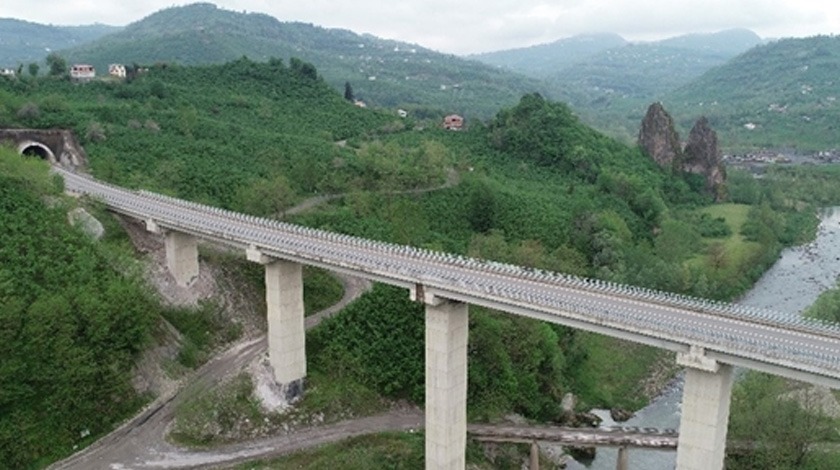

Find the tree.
xmin=466 ymin=178 xmax=497 ymax=233
xmin=654 ymin=219 xmax=701 ymax=262
xmin=468 ymin=229 xmax=511 ymax=262
xmin=45 ymin=53 xmax=67 ymax=77
xmin=344 ymin=81 xmax=354 ymax=101
xmin=27 ymin=63 xmax=39 ymax=77
xmin=289 ymin=57 xmax=317 ymax=81
xmin=727 ymin=373 xmax=837 ymax=469
xmin=234 ymin=175 xmax=295 ymax=217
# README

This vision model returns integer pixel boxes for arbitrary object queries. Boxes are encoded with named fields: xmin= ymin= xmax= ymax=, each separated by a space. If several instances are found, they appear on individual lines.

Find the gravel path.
xmin=48 ymin=266 xmax=379 ymax=470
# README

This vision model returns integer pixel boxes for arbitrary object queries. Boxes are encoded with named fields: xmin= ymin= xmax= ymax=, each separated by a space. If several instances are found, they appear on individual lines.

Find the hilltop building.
xmin=0 ymin=68 xmax=15 ymax=77
xmin=443 ymin=114 xmax=464 ymax=130
xmin=70 ymin=64 xmax=96 ymax=81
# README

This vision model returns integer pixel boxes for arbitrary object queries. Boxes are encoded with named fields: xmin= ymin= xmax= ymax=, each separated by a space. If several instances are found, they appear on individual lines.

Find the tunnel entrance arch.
xmin=18 ymin=141 xmax=56 ymax=163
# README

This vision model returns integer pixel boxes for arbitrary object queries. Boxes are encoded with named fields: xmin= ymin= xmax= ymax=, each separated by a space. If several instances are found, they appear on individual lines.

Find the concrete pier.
xmin=530 ymin=441 xmax=540 ymax=470
xmin=164 ymin=231 xmax=199 ymax=287
xmin=675 ymin=348 xmax=734 ymax=470
xmin=265 ymin=259 xmax=306 ymax=397
xmin=616 ymin=446 xmax=628 ymax=470
xmin=425 ymin=297 xmax=469 ymax=470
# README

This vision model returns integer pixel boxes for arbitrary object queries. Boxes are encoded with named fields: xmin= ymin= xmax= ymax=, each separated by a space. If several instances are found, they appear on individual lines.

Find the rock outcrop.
xmin=683 ymin=117 xmax=726 ymax=201
xmin=610 ymin=408 xmax=634 ymax=423
xmin=638 ymin=103 xmax=727 ymax=200
xmin=68 ymin=207 xmax=104 ymax=240
xmin=638 ymin=102 xmax=681 ymax=168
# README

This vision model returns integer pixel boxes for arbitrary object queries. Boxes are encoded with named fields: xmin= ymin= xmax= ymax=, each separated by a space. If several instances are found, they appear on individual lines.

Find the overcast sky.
xmin=1 ymin=1 xmax=838 ymax=54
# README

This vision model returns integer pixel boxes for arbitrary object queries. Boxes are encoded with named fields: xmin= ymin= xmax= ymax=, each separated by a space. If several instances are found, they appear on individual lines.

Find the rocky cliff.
xmin=638 ymin=102 xmax=681 ymax=168
xmin=638 ymin=103 xmax=726 ymax=201
xmin=683 ymin=117 xmax=726 ymax=201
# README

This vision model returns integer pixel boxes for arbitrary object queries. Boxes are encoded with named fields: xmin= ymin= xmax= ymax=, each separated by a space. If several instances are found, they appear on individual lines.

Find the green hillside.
xmin=0 ymin=19 xmax=119 ymax=69
xmin=0 ymin=150 xmax=157 ymax=468
xmin=573 ymin=35 xmax=840 ymax=151
xmin=0 ymin=58 xmax=415 ymax=211
xmin=664 ymin=35 xmax=840 ymax=151
xmin=57 ymin=3 xmax=556 ymax=120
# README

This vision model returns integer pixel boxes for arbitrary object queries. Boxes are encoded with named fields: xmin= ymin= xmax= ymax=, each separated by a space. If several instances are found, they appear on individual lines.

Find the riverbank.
xmin=569 ymin=207 xmax=840 ymax=470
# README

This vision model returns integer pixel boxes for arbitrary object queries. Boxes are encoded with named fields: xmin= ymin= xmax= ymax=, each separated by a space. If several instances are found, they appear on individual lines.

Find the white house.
xmin=108 ymin=64 xmax=126 ymax=78
xmin=70 ymin=64 xmax=96 ymax=81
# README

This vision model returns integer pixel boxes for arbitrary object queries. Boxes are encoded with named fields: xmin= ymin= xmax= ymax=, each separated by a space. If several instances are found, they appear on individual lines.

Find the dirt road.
xmin=48 ymin=273 xmax=384 ymax=470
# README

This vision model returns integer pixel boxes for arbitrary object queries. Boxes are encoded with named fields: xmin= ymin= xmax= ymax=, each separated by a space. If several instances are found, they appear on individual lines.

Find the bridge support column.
xmin=164 ymin=231 xmax=199 ymax=287
xmin=425 ymin=296 xmax=468 ymax=470
xmin=616 ymin=446 xmax=628 ymax=470
xmin=530 ymin=441 xmax=540 ymax=470
xmin=675 ymin=347 xmax=734 ymax=470
xmin=264 ymin=258 xmax=306 ymax=398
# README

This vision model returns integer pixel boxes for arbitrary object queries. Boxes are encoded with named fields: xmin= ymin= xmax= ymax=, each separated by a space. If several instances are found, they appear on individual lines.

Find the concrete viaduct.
xmin=54 ymin=166 xmax=840 ymax=470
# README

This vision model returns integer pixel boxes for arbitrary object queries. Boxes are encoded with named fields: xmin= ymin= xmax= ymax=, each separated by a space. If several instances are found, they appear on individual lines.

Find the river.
xmin=566 ymin=207 xmax=840 ymax=470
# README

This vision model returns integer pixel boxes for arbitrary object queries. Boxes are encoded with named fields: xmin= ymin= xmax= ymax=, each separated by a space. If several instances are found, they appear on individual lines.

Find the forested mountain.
xmin=662 ymin=35 xmax=840 ymax=151
xmin=56 ymin=2 xmax=556 ymax=119
xmin=0 ymin=19 xmax=119 ymax=68
xmin=467 ymin=29 xmax=764 ymax=141
xmin=470 ymin=29 xmax=761 ymax=91
xmin=549 ymin=29 xmax=763 ymax=102
xmin=469 ymin=33 xmax=628 ymax=78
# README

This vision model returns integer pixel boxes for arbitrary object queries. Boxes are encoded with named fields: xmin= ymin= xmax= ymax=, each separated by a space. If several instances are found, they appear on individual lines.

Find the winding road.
xmin=49 ymin=272 xmax=397 ymax=470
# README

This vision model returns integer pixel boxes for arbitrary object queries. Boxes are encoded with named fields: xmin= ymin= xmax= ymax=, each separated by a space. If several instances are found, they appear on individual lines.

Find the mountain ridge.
xmin=52 ymin=3 xmax=556 ymax=120
xmin=0 ymin=18 xmax=120 ymax=67
xmin=469 ymin=33 xmax=628 ymax=77
xmin=471 ymin=29 xmax=763 ymax=79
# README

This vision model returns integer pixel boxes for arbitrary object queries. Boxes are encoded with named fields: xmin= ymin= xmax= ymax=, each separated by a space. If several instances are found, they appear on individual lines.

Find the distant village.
xmin=724 ymin=149 xmax=840 ymax=168
xmin=0 ymin=63 xmax=127 ymax=81
xmin=2 ymin=63 xmax=466 ymax=130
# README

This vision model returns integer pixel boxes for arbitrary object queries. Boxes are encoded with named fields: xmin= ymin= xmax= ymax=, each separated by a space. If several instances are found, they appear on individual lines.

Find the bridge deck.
xmin=55 ymin=167 xmax=840 ymax=390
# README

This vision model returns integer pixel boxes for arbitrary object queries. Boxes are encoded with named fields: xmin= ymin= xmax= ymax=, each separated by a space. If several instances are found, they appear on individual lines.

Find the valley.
xmin=3 ymin=2 xmax=840 ymax=469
